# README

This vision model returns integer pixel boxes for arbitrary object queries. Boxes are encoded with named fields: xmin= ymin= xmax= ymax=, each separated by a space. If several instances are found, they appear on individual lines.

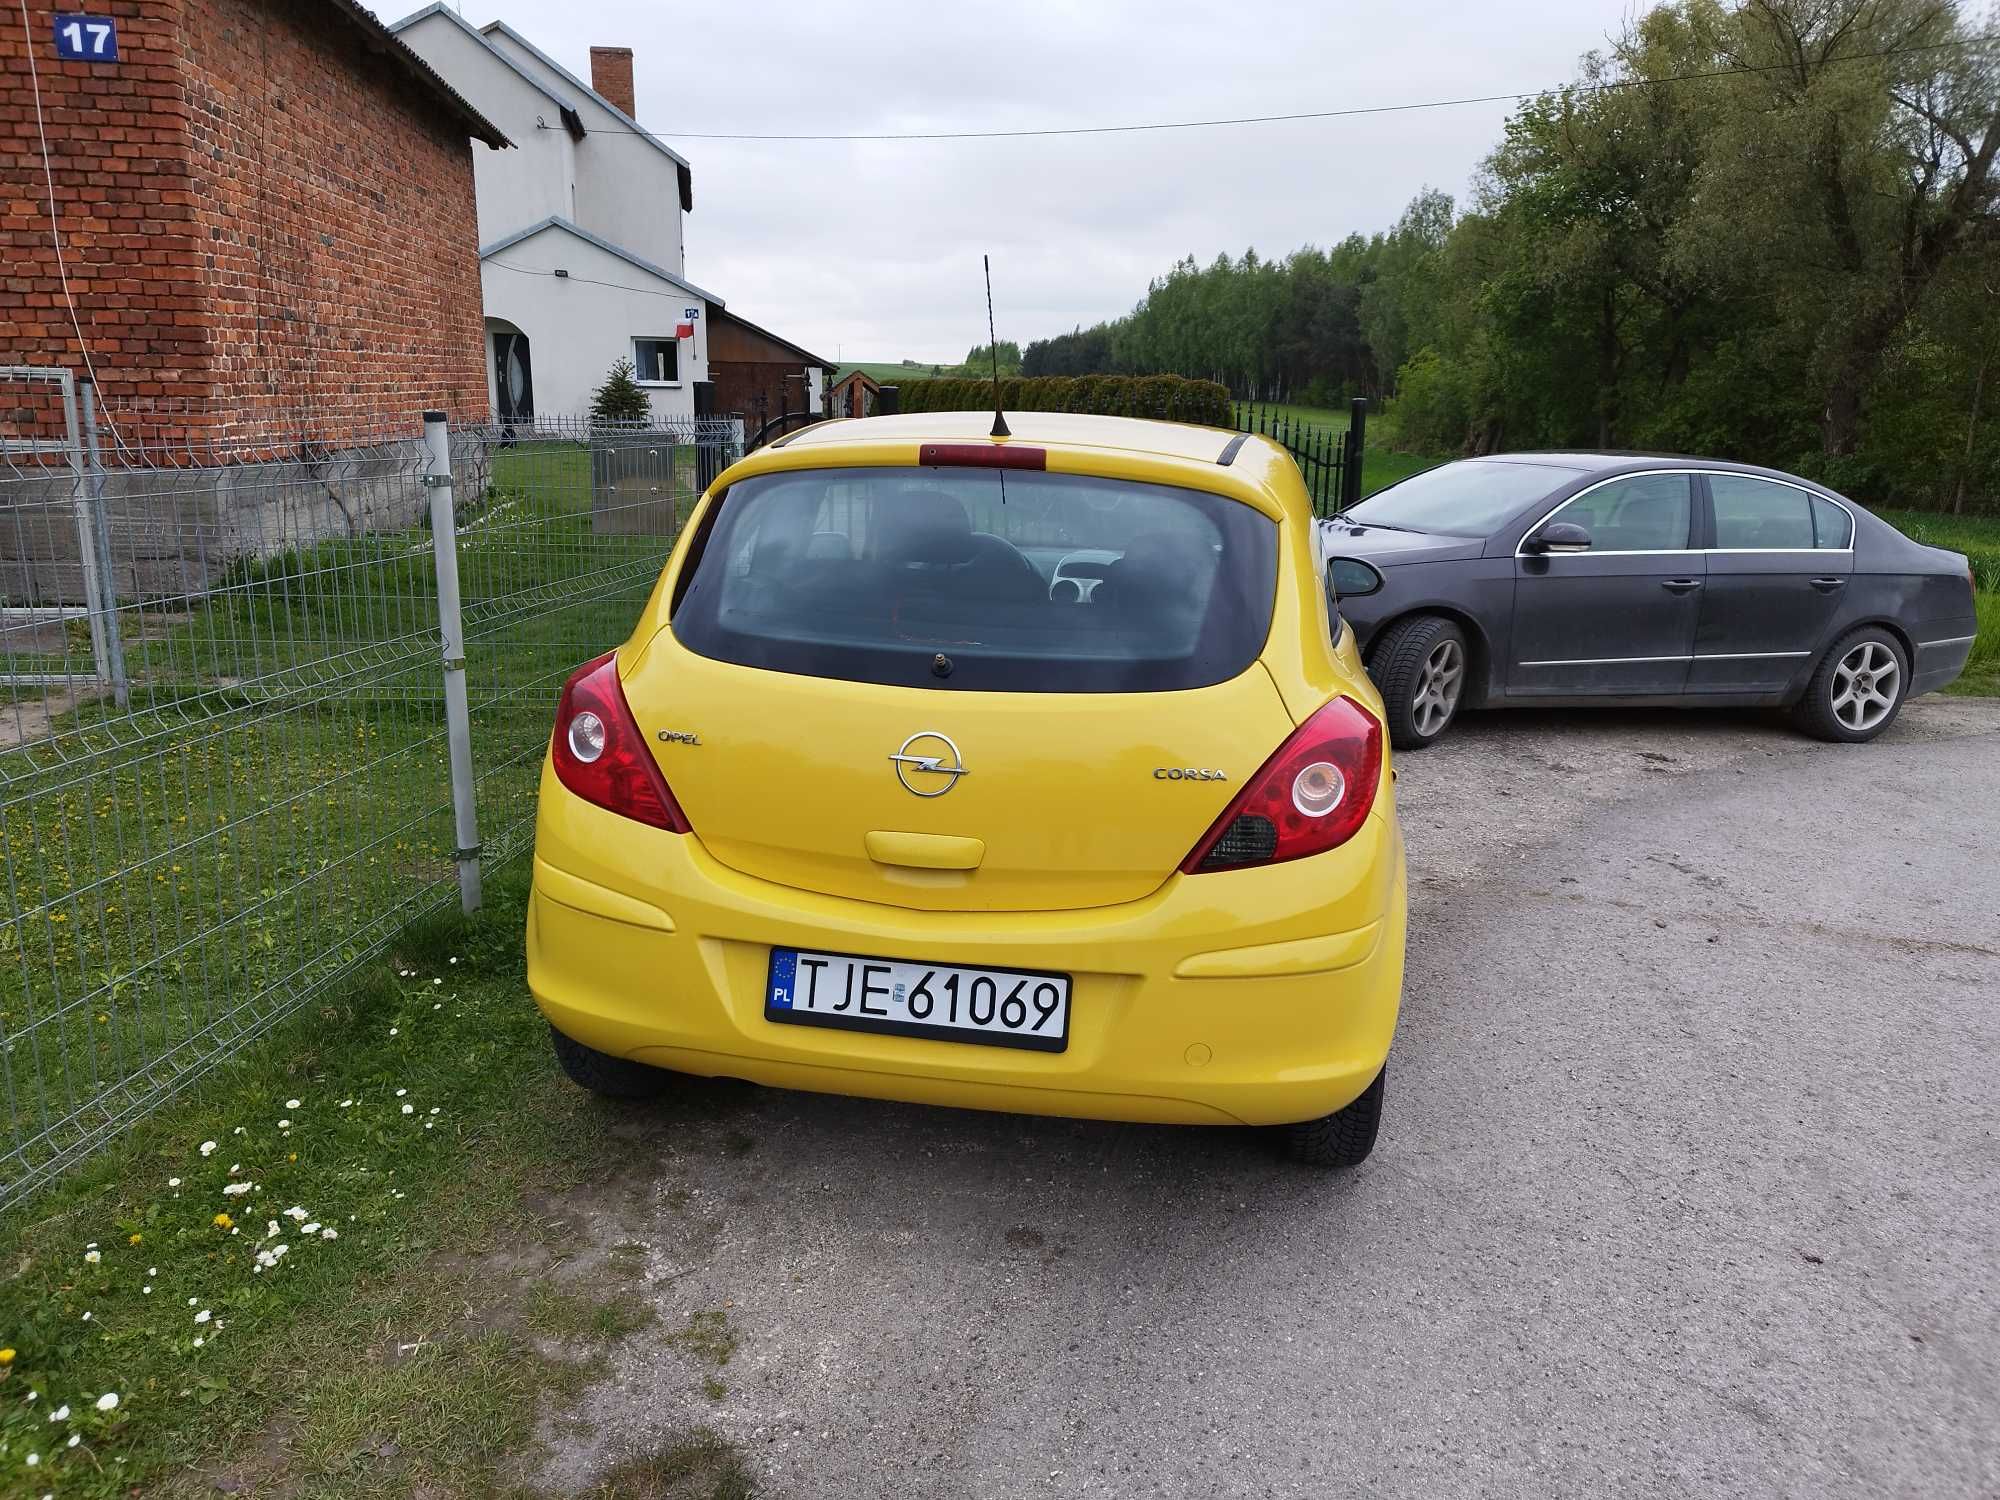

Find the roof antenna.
xmin=984 ymin=254 xmax=1009 ymax=439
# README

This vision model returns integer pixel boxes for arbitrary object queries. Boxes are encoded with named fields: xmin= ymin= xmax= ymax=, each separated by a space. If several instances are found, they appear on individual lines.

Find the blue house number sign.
xmin=53 ymin=14 xmax=120 ymax=61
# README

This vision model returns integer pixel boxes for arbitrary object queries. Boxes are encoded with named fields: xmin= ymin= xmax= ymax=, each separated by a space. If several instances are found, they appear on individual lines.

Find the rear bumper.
xmin=1911 ymin=626 xmax=1976 ymax=697
xmin=526 ymin=763 xmax=1406 ymax=1128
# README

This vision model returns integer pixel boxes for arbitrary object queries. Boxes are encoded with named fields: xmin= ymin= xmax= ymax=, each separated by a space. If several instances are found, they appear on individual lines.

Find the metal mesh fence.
xmin=0 ymin=373 xmax=738 ymax=1208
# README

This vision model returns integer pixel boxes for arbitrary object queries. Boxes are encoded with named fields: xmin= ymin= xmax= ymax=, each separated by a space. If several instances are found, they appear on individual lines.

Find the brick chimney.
xmin=589 ymin=47 xmax=636 ymax=119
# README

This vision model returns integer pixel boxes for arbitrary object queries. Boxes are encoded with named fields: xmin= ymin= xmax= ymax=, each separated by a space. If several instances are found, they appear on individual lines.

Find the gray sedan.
xmin=1320 ymin=454 xmax=1979 ymax=748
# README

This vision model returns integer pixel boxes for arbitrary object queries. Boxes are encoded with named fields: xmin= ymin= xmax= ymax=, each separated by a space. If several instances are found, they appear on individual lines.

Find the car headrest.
xmin=875 ymin=489 xmax=975 ymax=565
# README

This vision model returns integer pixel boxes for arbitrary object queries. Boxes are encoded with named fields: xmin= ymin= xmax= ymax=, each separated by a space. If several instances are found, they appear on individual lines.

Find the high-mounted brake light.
xmin=549 ymin=652 xmax=690 ymax=833
xmin=1180 ymin=696 xmax=1382 ymax=873
xmin=918 ymin=443 xmax=1046 ymax=470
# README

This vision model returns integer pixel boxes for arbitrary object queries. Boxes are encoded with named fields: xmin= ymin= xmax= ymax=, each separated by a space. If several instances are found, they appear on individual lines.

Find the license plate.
xmin=765 ymin=948 xmax=1070 ymax=1053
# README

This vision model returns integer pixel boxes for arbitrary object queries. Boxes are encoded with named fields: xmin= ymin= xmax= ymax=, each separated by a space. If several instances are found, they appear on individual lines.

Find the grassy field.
xmin=833 ymin=361 xmax=940 ymax=386
xmin=0 ymin=440 xmax=684 ymax=1205
xmin=0 ymin=867 xmax=754 ymax=1498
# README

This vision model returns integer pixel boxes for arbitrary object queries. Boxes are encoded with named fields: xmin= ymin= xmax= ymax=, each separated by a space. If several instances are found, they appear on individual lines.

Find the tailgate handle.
xmin=864 ymin=831 xmax=985 ymax=871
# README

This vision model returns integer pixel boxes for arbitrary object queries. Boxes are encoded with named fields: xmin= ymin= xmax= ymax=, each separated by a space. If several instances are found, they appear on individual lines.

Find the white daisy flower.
xmin=84 ymin=1250 xmax=100 ymax=1265
xmin=192 ymin=1336 xmax=204 ymax=1348
xmin=194 ymin=1310 xmax=211 ymax=1324
xmin=401 ymin=1104 xmax=414 ymax=1115
xmin=167 ymin=1177 xmax=181 ymax=1187
xmin=221 ymin=1182 xmax=253 ymax=1196
xmin=395 ymin=1088 xmax=407 ymax=1097
xmin=277 ymin=1119 xmax=291 ymax=1129
xmin=198 ymin=1141 xmax=216 ymax=1156
xmin=95 ymin=1392 xmax=118 ymax=1411
xmin=284 ymin=1099 xmax=301 ymax=1109
xmin=321 ymin=1228 xmax=338 ymax=1241
xmin=49 ymin=1404 xmax=70 ymax=1421
xmin=284 ymin=1206 xmax=308 ymax=1221
xmin=301 ymin=1222 xmax=320 ymax=1235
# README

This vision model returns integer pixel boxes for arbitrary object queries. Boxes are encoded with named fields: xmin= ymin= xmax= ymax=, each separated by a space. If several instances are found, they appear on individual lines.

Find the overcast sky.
xmin=471 ymin=0 xmax=1638 ymax=364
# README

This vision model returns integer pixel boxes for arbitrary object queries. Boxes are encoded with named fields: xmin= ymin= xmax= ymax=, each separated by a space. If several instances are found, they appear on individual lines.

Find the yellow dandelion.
xmin=0 ymin=1348 xmax=14 ymax=1364
xmin=212 ymin=1212 xmax=233 ymax=1230
xmin=128 ymin=1233 xmax=142 ymax=1246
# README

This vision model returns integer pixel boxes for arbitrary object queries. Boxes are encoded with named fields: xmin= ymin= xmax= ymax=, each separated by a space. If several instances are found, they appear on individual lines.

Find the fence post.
xmin=1342 ymin=396 xmax=1370 ymax=511
xmin=57 ymin=375 xmax=114 ymax=690
xmin=423 ymin=411 xmax=482 ymax=915
xmin=77 ymin=379 xmax=129 ymax=709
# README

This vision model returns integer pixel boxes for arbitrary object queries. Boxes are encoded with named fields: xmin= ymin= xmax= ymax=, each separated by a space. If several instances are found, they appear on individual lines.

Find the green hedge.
xmin=890 ymin=373 xmax=1230 ymax=427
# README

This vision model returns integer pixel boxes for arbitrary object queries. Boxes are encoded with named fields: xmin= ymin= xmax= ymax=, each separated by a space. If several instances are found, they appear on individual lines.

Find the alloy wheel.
xmin=1412 ymin=638 xmax=1464 ymax=738
xmin=1831 ymin=640 xmax=1900 ymax=733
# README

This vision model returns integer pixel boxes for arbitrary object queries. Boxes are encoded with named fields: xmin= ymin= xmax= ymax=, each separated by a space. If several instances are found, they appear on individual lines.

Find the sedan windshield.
xmin=1342 ymin=460 xmax=1578 ymax=537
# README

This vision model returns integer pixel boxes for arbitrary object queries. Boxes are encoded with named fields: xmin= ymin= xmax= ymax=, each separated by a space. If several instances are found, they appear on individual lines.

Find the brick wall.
xmin=179 ymin=0 xmax=487 ymax=434
xmin=0 ymin=1 xmax=209 ymax=403
xmin=1 ymin=0 xmax=487 ymax=443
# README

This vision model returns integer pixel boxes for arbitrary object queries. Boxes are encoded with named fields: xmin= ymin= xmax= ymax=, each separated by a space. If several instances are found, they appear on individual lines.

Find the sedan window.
xmin=1546 ymin=473 xmax=1692 ymax=551
xmin=1711 ymin=476 xmax=1815 ymax=549
xmin=1342 ymin=460 xmax=1577 ymax=536
xmin=1810 ymin=495 xmax=1854 ymax=549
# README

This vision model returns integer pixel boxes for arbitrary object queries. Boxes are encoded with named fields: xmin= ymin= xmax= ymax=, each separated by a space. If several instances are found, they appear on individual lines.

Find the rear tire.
xmin=1369 ymin=615 xmax=1467 ymax=750
xmin=549 ymin=1025 xmax=673 ymax=1099
xmin=1794 ymin=626 xmax=1909 ymax=743
xmin=1281 ymin=1065 xmax=1385 ymax=1168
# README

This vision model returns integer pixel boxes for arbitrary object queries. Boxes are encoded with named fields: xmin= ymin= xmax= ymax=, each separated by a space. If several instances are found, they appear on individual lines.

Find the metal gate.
xmin=1232 ymin=398 xmax=1370 ymax=517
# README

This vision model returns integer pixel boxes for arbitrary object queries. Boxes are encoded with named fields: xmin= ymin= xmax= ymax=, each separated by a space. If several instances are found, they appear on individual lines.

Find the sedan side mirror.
xmin=1526 ymin=520 xmax=1592 ymax=555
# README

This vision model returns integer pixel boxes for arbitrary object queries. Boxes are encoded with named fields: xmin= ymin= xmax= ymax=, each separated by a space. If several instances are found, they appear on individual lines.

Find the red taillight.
xmin=549 ymin=652 xmax=690 ymax=833
xmin=918 ymin=443 xmax=1046 ymax=470
xmin=1180 ymin=696 xmax=1383 ymax=874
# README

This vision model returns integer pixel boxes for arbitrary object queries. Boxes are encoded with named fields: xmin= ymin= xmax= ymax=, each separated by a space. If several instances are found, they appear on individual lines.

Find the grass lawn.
xmin=0 ymin=866 xmax=754 ymax=1498
xmin=832 ymin=362 xmax=940 ymax=386
xmin=0 ymin=438 xmax=687 ymax=1205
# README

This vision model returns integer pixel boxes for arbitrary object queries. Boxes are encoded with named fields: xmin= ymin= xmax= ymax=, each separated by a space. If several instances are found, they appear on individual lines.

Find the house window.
xmin=633 ymin=338 xmax=680 ymax=385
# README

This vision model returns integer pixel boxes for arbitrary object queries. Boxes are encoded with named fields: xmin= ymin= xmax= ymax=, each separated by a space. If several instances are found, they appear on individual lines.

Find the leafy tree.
xmin=590 ymin=358 xmax=649 ymax=424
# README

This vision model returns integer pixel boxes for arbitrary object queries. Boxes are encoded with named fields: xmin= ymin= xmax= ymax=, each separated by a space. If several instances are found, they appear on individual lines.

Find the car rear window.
xmin=670 ymin=466 xmax=1278 ymax=692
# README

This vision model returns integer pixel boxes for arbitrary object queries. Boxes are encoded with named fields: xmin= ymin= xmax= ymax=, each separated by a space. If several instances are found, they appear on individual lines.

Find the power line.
xmin=540 ymin=33 xmax=2000 ymax=145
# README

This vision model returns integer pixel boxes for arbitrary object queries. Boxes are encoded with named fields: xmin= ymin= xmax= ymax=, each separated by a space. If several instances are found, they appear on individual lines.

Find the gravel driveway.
xmin=534 ymin=696 xmax=2000 ymax=1499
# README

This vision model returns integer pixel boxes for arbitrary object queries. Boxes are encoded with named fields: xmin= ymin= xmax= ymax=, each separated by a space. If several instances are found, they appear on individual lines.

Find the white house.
xmin=390 ymin=7 xmax=824 ymax=427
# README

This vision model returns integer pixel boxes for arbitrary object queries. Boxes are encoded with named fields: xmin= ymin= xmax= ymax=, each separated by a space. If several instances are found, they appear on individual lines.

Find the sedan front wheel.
xmin=1370 ymin=615 xmax=1468 ymax=750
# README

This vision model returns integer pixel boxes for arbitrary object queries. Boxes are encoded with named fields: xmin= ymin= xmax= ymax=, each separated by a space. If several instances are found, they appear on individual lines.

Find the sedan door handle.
xmin=1810 ymin=577 xmax=1847 ymax=592
xmin=1660 ymin=579 xmax=1703 ymax=594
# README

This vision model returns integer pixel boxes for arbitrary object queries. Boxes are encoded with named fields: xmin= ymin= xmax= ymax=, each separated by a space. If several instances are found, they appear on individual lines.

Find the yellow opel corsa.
xmin=527 ymin=411 xmax=1407 ymax=1166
